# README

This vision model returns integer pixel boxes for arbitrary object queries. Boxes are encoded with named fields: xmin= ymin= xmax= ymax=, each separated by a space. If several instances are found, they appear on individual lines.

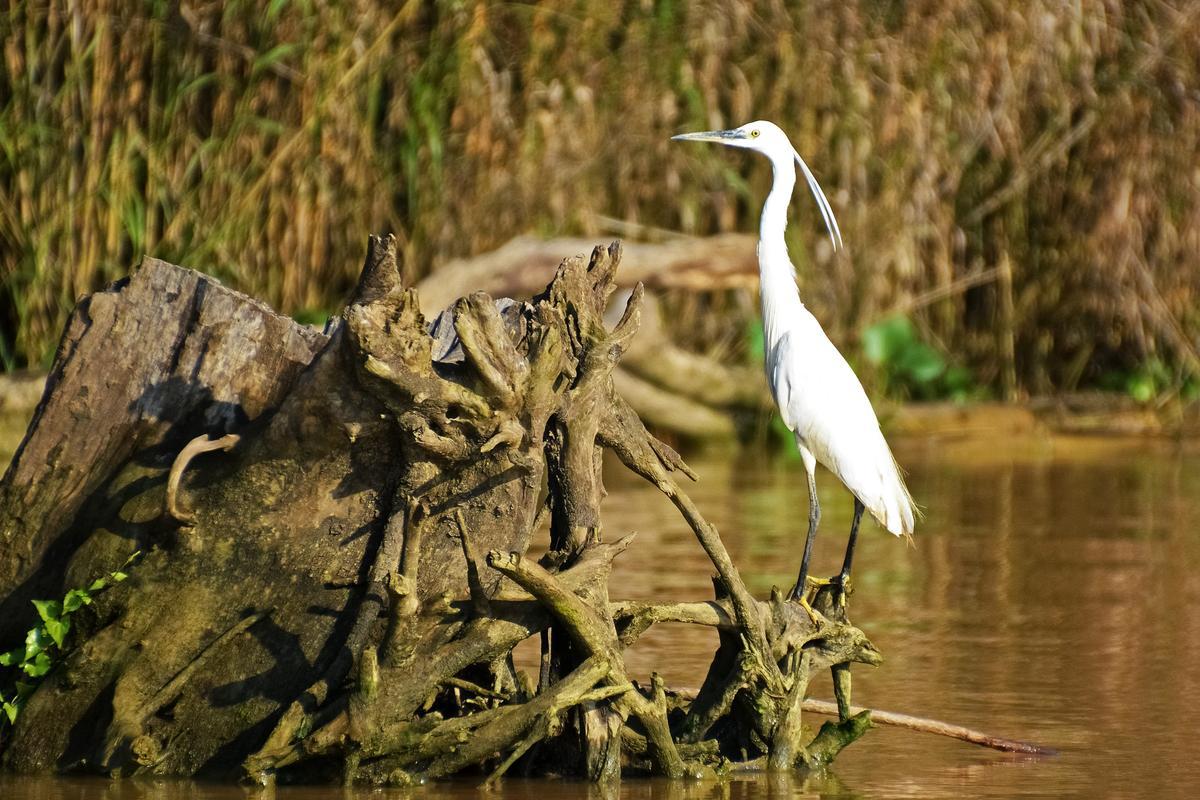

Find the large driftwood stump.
xmin=0 ymin=238 xmax=880 ymax=783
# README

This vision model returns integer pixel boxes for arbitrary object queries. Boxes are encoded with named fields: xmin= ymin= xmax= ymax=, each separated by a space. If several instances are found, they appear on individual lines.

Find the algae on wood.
xmin=0 ymin=238 xmax=879 ymax=783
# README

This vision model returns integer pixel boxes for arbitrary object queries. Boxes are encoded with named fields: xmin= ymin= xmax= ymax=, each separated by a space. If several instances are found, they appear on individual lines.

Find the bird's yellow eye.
xmin=750 ymin=129 xmax=760 ymax=138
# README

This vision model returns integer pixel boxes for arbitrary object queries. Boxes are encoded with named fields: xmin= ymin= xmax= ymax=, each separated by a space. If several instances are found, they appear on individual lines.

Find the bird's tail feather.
xmin=882 ymin=450 xmax=920 ymax=540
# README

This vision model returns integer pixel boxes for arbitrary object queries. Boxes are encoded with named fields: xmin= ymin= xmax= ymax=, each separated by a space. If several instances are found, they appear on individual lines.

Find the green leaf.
xmin=24 ymin=627 xmax=50 ymax=661
xmin=862 ymin=316 xmax=914 ymax=365
xmin=2 ymin=700 xmax=18 ymax=723
xmin=898 ymin=344 xmax=946 ymax=384
xmin=32 ymin=599 xmax=62 ymax=623
xmin=88 ymin=578 xmax=107 ymax=592
xmin=111 ymin=571 xmax=129 ymax=583
xmin=860 ymin=324 xmax=888 ymax=365
xmin=22 ymin=650 xmax=52 ymax=678
xmin=0 ymin=647 xmax=22 ymax=667
xmin=44 ymin=616 xmax=70 ymax=649
xmin=1127 ymin=373 xmax=1155 ymax=404
xmin=62 ymin=589 xmax=91 ymax=613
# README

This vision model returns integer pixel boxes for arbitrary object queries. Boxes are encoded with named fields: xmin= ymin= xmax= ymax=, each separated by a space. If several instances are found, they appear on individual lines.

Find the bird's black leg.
xmin=789 ymin=467 xmax=821 ymax=601
xmin=835 ymin=498 xmax=865 ymax=603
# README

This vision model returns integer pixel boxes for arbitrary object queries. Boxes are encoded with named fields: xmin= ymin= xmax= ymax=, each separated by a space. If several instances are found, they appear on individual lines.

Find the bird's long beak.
xmin=671 ymin=129 xmax=744 ymax=144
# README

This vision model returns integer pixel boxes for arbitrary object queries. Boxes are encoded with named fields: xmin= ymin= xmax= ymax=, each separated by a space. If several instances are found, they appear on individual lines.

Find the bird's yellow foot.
xmin=805 ymin=575 xmax=835 ymax=587
xmin=795 ymin=595 xmax=826 ymax=628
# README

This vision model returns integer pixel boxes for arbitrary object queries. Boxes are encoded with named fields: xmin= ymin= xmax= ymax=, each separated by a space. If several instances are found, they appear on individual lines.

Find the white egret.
xmin=672 ymin=120 xmax=916 ymax=619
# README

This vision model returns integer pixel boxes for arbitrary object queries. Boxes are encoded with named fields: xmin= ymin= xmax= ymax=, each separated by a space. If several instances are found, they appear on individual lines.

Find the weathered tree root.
xmin=0 ymin=236 xmax=883 ymax=784
xmin=487 ymin=549 xmax=686 ymax=778
xmin=236 ymin=240 xmax=883 ymax=786
xmin=164 ymin=432 xmax=240 ymax=524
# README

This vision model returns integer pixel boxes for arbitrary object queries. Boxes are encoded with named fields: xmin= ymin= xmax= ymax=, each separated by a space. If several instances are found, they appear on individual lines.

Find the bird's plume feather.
xmin=793 ymin=147 xmax=843 ymax=251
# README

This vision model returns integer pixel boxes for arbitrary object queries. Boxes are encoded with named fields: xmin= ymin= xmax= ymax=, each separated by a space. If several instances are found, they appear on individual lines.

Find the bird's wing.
xmin=767 ymin=328 xmax=819 ymax=435
xmin=770 ymin=320 xmax=916 ymax=538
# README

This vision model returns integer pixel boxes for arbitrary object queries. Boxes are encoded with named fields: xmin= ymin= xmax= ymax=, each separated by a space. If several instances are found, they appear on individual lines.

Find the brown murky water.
xmin=4 ymin=433 xmax=1200 ymax=798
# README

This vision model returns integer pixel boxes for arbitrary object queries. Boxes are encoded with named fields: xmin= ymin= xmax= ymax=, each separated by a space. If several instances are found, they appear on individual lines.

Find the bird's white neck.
xmin=758 ymin=156 xmax=803 ymax=352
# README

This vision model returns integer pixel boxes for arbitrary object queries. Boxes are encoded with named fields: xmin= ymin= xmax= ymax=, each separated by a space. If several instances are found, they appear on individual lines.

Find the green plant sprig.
xmin=0 ymin=551 xmax=141 ymax=725
xmin=862 ymin=316 xmax=980 ymax=403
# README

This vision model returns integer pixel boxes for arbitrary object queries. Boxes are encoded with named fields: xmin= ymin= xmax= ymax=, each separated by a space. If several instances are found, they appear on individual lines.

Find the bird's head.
xmin=671 ymin=119 xmax=791 ymax=158
xmin=671 ymin=119 xmax=843 ymax=250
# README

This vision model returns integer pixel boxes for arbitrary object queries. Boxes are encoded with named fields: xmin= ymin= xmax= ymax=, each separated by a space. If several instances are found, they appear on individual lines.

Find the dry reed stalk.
xmin=1 ymin=1 xmax=1198 ymax=395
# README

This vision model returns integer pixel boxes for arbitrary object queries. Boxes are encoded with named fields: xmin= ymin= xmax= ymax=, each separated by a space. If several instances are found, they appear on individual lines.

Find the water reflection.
xmin=602 ymin=434 xmax=1200 ymax=798
xmin=0 ymin=771 xmax=861 ymax=800
xmin=4 ymin=434 xmax=1199 ymax=798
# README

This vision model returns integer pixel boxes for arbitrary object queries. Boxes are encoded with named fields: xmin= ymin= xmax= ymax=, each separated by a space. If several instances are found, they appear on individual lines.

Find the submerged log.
xmin=0 ymin=237 xmax=880 ymax=784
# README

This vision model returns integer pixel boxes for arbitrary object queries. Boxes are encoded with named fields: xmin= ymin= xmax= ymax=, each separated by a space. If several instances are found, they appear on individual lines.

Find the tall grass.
xmin=1 ymin=1 xmax=1198 ymax=395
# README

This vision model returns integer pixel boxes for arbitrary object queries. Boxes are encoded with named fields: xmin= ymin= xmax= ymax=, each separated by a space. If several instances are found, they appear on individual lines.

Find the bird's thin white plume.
xmin=793 ymin=148 xmax=843 ymax=251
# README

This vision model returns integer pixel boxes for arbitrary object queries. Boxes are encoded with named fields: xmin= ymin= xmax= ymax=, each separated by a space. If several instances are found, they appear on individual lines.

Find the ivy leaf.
xmin=2 ymin=555 xmax=143 ymax=704
xmin=44 ymin=616 xmax=70 ymax=649
xmin=32 ymin=599 xmax=62 ymax=623
xmin=24 ymin=627 xmax=51 ymax=662
xmin=62 ymin=589 xmax=92 ymax=613
xmin=22 ymin=651 xmax=52 ymax=678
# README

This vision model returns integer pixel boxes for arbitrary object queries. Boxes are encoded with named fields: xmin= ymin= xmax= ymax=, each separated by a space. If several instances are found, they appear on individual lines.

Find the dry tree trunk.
xmin=0 ymin=238 xmax=880 ymax=784
xmin=414 ymin=233 xmax=761 ymax=313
